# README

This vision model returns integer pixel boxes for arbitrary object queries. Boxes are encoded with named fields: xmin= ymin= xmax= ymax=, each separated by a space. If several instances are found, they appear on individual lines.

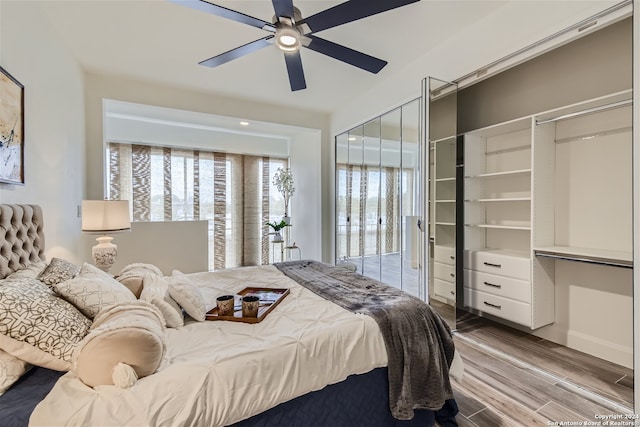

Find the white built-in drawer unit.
xmin=464 ymin=269 xmax=531 ymax=303
xmin=433 ymin=245 xmax=456 ymax=300
xmin=464 ymin=288 xmax=531 ymax=326
xmin=463 ymin=248 xmax=532 ymax=327
xmin=434 ymin=262 xmax=455 ymax=282
xmin=434 ymin=245 xmax=456 ymax=265
xmin=434 ymin=278 xmax=455 ymax=300
xmin=464 ymin=249 xmax=530 ymax=281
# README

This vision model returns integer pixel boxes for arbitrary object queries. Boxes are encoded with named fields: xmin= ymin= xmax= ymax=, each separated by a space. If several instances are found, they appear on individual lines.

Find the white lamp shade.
xmin=82 ymin=200 xmax=131 ymax=233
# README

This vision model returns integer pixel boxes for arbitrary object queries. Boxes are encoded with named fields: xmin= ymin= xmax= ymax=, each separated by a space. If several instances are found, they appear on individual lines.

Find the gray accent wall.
xmin=458 ymin=17 xmax=632 ymax=133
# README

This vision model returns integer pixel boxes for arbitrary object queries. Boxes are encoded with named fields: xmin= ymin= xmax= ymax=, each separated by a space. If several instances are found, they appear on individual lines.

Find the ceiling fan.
xmin=169 ymin=0 xmax=420 ymax=91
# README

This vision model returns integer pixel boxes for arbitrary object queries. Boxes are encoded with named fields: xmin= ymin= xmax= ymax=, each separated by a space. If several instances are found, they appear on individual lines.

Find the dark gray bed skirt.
xmin=0 ymin=367 xmax=458 ymax=427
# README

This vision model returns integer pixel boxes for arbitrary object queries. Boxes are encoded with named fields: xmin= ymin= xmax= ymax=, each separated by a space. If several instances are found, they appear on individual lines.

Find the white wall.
xmin=0 ymin=1 xmax=86 ymax=263
xmin=633 ymin=0 xmax=640 ymax=412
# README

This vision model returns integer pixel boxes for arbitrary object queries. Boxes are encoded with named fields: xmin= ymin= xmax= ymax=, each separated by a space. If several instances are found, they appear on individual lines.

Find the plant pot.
xmin=272 ymin=232 xmax=284 ymax=243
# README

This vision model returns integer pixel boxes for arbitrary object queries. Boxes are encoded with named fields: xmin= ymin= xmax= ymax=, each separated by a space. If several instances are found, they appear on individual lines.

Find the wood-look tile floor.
xmin=446 ymin=314 xmax=634 ymax=427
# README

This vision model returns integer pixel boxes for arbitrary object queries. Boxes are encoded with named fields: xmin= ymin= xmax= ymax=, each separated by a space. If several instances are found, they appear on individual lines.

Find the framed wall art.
xmin=0 ymin=66 xmax=24 ymax=185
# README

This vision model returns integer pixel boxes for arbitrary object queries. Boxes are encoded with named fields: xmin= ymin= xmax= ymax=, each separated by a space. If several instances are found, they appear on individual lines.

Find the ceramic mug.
xmin=216 ymin=295 xmax=235 ymax=316
xmin=242 ymin=295 xmax=259 ymax=318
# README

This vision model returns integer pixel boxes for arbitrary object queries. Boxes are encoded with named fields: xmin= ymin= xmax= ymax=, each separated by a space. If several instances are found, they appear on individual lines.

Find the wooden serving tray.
xmin=205 ymin=287 xmax=290 ymax=323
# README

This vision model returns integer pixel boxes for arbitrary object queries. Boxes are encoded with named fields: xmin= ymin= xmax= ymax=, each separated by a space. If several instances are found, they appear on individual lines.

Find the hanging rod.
xmin=535 ymin=99 xmax=632 ymax=125
xmin=535 ymin=252 xmax=633 ymax=269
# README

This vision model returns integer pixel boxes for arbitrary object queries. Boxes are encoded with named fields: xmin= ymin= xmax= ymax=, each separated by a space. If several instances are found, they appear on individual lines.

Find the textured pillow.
xmin=73 ymin=301 xmax=166 ymax=388
xmin=116 ymin=263 xmax=164 ymax=298
xmin=168 ymin=270 xmax=207 ymax=321
xmin=0 ymin=349 xmax=31 ymax=395
xmin=139 ymin=274 xmax=184 ymax=328
xmin=52 ymin=263 xmax=136 ymax=319
xmin=116 ymin=276 xmax=144 ymax=298
xmin=37 ymin=258 xmax=80 ymax=286
xmin=3 ymin=261 xmax=48 ymax=282
xmin=0 ymin=278 xmax=92 ymax=371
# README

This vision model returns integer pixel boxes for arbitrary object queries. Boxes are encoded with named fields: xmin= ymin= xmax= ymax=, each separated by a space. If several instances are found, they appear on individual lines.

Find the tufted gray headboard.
xmin=0 ymin=204 xmax=46 ymax=279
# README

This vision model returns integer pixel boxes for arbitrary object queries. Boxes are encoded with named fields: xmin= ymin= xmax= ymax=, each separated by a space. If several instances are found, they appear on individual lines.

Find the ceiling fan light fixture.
xmin=275 ymin=26 xmax=301 ymax=52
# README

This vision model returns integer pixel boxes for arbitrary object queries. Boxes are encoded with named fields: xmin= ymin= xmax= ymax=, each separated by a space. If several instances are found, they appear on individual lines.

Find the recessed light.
xmin=348 ymin=136 xmax=357 ymax=141
xmin=240 ymin=121 xmax=250 ymax=126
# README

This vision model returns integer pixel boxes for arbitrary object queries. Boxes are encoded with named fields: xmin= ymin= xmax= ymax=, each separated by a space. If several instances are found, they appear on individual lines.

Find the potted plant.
xmin=272 ymin=167 xmax=295 ymax=223
xmin=266 ymin=219 xmax=288 ymax=242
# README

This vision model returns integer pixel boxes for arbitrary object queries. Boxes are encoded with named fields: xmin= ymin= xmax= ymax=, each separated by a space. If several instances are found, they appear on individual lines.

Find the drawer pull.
xmin=450 ymin=290 xmax=455 ymax=296
xmin=483 ymin=262 xmax=502 ymax=268
xmin=450 ymin=256 xmax=455 ymax=260
xmin=450 ymin=273 xmax=455 ymax=278
xmin=484 ymin=301 xmax=502 ymax=310
xmin=483 ymin=281 xmax=501 ymax=289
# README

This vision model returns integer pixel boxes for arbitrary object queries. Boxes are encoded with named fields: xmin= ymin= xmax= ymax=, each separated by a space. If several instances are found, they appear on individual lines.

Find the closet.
xmin=452 ymin=15 xmax=634 ymax=370
xmin=462 ymin=91 xmax=632 ymax=333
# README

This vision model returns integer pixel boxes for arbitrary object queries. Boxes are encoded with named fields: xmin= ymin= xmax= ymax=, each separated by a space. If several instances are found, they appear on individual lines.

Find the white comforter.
xmin=30 ymin=265 xmax=390 ymax=427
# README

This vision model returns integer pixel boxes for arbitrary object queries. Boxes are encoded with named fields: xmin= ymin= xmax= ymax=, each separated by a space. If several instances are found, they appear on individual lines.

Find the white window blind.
xmin=107 ymin=142 xmax=288 ymax=270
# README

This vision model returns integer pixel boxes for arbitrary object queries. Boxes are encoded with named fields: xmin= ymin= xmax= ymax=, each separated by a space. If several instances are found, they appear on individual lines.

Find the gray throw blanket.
xmin=274 ymin=260 xmax=455 ymax=420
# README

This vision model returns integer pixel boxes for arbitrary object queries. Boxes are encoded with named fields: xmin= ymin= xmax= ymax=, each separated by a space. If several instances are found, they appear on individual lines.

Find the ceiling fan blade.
xmin=299 ymin=0 xmax=420 ymax=34
xmin=272 ymin=0 xmax=294 ymax=19
xmin=199 ymin=36 xmax=274 ymax=68
xmin=306 ymin=35 xmax=387 ymax=74
xmin=169 ymin=0 xmax=275 ymax=31
xmin=283 ymin=51 xmax=307 ymax=91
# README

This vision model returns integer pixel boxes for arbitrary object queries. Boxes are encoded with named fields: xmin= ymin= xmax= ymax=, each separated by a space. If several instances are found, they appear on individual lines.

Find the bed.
xmin=0 ymin=204 xmax=461 ymax=427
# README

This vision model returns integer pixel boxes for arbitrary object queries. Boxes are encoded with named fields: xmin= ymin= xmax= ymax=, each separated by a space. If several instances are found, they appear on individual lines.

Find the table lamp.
xmin=82 ymin=200 xmax=131 ymax=273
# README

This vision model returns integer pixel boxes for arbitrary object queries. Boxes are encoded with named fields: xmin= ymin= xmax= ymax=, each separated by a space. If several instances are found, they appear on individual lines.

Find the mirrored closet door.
xmin=335 ymin=98 xmax=423 ymax=299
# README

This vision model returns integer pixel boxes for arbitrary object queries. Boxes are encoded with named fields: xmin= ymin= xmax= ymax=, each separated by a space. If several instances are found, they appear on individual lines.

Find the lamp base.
xmin=92 ymin=235 xmax=117 ymax=273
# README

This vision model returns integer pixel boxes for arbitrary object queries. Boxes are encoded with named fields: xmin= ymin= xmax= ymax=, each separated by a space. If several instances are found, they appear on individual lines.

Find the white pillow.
xmin=52 ymin=263 xmax=136 ymax=319
xmin=0 ymin=278 xmax=92 ymax=371
xmin=74 ymin=301 xmax=166 ymax=388
xmin=168 ymin=270 xmax=207 ymax=321
xmin=0 ymin=349 xmax=31 ymax=395
xmin=139 ymin=273 xmax=184 ymax=328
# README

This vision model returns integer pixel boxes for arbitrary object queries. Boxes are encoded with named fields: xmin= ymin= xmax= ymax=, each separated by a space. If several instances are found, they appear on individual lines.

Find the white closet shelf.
xmin=436 ymin=199 xmax=455 ymax=203
xmin=534 ymin=246 xmax=632 ymax=268
xmin=436 ymin=222 xmax=456 ymax=226
xmin=465 ymin=224 xmax=531 ymax=230
xmin=465 ymin=197 xmax=531 ymax=202
xmin=465 ymin=169 xmax=532 ymax=179
xmin=435 ymin=177 xmax=456 ymax=182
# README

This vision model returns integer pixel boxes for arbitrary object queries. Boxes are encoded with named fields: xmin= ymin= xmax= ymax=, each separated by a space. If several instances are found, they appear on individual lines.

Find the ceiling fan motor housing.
xmin=273 ymin=7 xmax=303 ymax=51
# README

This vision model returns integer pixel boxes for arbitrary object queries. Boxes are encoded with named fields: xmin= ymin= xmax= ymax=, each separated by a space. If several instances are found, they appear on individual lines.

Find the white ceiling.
xmin=36 ymin=0 xmax=513 ymax=114
xmin=32 ymin=0 xmax=626 ymax=125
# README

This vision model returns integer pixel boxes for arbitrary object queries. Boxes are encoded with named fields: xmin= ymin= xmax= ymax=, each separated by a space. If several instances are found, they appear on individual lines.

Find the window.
xmin=106 ymin=142 xmax=288 ymax=270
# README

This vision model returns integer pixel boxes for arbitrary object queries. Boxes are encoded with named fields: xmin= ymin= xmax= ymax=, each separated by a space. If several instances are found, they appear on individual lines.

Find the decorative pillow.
xmin=116 ymin=263 xmax=164 ymax=298
xmin=73 ymin=301 xmax=166 ymax=388
xmin=139 ymin=273 xmax=184 ymax=328
xmin=52 ymin=263 xmax=136 ymax=319
xmin=116 ymin=276 xmax=144 ymax=298
xmin=0 ymin=278 xmax=92 ymax=371
xmin=0 ymin=349 xmax=31 ymax=395
xmin=168 ymin=270 xmax=207 ymax=321
xmin=3 ymin=261 xmax=48 ymax=282
xmin=37 ymin=258 xmax=80 ymax=286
